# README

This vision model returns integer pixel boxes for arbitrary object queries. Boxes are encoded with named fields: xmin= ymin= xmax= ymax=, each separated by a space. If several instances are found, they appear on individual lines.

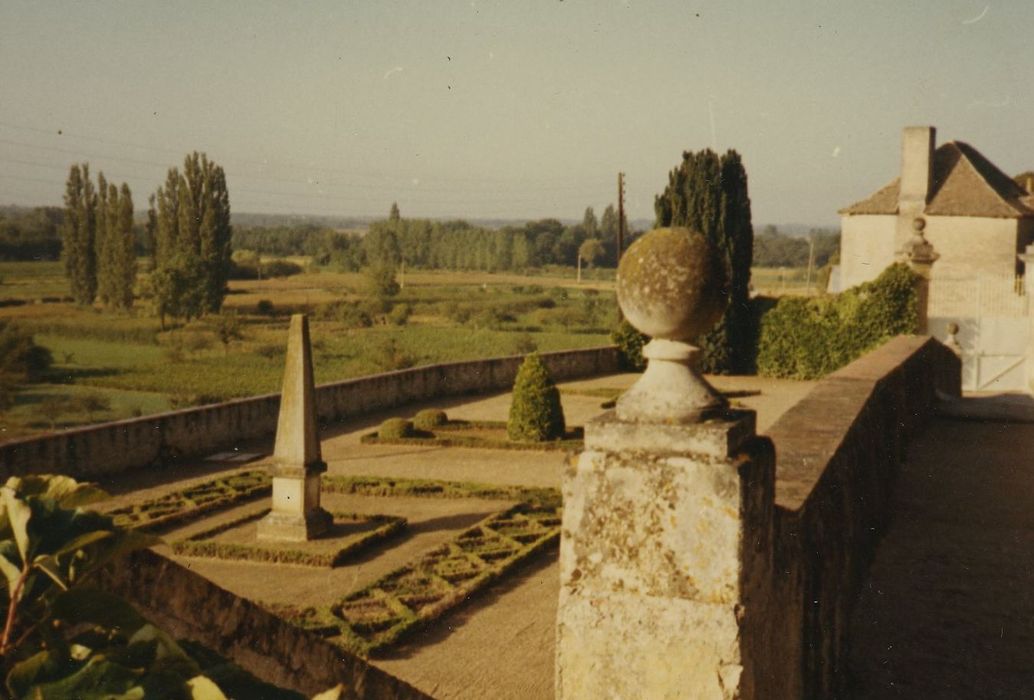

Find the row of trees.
xmin=229 ymin=204 xmax=629 ymax=275
xmin=0 ymin=206 xmax=63 ymax=261
xmin=752 ymin=225 xmax=839 ymax=268
xmin=59 ymin=153 xmax=232 ymax=323
xmin=61 ymin=165 xmax=136 ymax=309
xmin=359 ymin=204 xmax=626 ymax=275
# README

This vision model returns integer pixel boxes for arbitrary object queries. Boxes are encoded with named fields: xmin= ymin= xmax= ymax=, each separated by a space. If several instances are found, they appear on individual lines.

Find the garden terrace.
xmin=92 ymin=371 xmax=813 ymax=699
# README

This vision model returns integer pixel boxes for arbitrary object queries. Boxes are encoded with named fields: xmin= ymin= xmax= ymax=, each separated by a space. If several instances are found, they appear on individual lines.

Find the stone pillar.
xmin=257 ymin=314 xmax=332 ymax=542
xmin=900 ymin=217 xmax=939 ymax=335
xmin=1019 ymin=244 xmax=1034 ymax=393
xmin=556 ymin=228 xmax=776 ymax=699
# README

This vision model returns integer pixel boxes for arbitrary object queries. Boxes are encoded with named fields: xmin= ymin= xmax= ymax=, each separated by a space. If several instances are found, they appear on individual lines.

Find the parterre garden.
xmin=106 ymin=469 xmax=564 ymax=658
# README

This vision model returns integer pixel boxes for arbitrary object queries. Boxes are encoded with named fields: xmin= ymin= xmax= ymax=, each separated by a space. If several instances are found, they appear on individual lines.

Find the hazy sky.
xmin=1 ymin=0 xmax=1031 ymax=226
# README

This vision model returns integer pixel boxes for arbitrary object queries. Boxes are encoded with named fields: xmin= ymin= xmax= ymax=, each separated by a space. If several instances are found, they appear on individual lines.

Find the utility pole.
xmin=805 ymin=231 xmax=815 ymax=293
xmin=617 ymin=172 xmax=626 ymax=266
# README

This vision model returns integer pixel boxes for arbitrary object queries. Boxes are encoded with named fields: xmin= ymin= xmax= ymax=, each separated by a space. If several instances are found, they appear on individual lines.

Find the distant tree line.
xmin=0 ymin=206 xmax=63 ymax=261
xmin=234 ymin=204 xmax=631 ymax=274
xmin=752 ymin=225 xmax=839 ymax=268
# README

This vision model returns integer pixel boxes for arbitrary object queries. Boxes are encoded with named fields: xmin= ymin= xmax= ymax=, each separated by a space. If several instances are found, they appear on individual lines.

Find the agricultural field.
xmin=0 ymin=261 xmax=619 ymax=441
xmin=0 ymin=258 xmax=817 ymax=441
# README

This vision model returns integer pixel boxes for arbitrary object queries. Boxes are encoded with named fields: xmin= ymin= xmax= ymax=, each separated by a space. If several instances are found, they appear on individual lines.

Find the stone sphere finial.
xmin=614 ymin=227 xmax=727 ymax=423
xmin=616 ymin=227 xmax=728 ymax=342
xmin=912 ymin=217 xmax=926 ymax=232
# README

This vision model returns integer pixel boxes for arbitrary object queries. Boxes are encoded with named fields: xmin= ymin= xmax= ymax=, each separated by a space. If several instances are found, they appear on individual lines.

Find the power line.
xmin=0 ymin=120 xmax=611 ymax=190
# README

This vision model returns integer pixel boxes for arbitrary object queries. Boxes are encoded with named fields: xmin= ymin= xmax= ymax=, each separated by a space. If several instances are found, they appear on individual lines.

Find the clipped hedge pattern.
xmin=360 ymin=419 xmax=582 ymax=452
xmin=107 ymin=470 xmax=271 ymax=532
xmin=310 ymin=503 xmax=562 ymax=657
xmin=757 ymin=263 xmax=919 ymax=379
xmin=171 ymin=510 xmax=406 ymax=567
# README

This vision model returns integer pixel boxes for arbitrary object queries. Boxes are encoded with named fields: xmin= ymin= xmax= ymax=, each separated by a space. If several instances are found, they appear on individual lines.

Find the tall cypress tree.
xmin=654 ymin=148 xmax=754 ymax=373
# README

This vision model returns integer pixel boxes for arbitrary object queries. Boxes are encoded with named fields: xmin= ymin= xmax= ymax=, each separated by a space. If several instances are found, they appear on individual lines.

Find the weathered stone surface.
xmin=0 ymin=346 xmax=620 ymax=480
xmin=259 ymin=314 xmax=331 ymax=541
xmin=557 ymin=410 xmax=775 ymax=699
xmin=616 ymin=227 xmax=727 ymax=342
xmin=615 ymin=228 xmax=729 ymax=423
xmin=102 ymin=549 xmax=431 ymax=699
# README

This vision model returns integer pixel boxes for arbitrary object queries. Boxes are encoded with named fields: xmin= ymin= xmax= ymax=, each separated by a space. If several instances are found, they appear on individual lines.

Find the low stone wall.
xmin=0 ymin=346 xmax=619 ymax=480
xmin=103 ymin=549 xmax=432 ymax=699
xmin=763 ymin=335 xmax=961 ymax=697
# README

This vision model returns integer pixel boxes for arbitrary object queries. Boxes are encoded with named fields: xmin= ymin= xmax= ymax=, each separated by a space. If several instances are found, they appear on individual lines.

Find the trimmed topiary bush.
xmin=413 ymin=409 xmax=448 ymax=431
xmin=757 ymin=262 xmax=918 ymax=379
xmin=507 ymin=354 xmax=565 ymax=441
xmin=378 ymin=418 xmax=415 ymax=439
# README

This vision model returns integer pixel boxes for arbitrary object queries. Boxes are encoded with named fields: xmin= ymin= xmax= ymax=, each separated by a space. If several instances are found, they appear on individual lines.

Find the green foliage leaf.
xmin=187 ymin=675 xmax=229 ymax=700
xmin=6 ymin=649 xmax=61 ymax=698
xmin=22 ymin=655 xmax=144 ymax=699
xmin=2 ymin=484 xmax=32 ymax=563
xmin=0 ymin=541 xmax=22 ymax=595
xmin=757 ymin=263 xmax=919 ymax=379
xmin=51 ymin=588 xmax=147 ymax=635
xmin=311 ymin=685 xmax=345 ymax=700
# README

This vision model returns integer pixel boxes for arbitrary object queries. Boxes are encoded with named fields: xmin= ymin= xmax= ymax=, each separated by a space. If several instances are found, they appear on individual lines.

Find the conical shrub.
xmin=507 ymin=354 xmax=565 ymax=441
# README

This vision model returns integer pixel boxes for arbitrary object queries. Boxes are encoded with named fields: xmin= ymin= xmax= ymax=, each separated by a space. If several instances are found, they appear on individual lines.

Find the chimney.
xmin=900 ymin=126 xmax=936 ymax=208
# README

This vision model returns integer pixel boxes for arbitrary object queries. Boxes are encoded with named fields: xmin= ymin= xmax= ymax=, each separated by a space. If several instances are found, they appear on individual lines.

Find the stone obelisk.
xmin=257 ymin=314 xmax=332 ymax=541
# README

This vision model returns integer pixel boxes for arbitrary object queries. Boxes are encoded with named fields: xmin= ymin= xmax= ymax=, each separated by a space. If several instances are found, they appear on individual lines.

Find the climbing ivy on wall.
xmin=756 ymin=263 xmax=919 ymax=380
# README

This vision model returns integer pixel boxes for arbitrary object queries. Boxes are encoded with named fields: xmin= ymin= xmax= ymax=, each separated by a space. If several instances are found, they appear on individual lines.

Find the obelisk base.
xmin=257 ymin=466 xmax=332 ymax=542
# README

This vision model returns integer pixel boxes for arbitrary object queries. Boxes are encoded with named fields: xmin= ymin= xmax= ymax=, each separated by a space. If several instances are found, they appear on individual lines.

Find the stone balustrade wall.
xmin=762 ymin=335 xmax=961 ymax=697
xmin=0 ymin=346 xmax=619 ymax=480
xmin=102 ymin=549 xmax=432 ymax=699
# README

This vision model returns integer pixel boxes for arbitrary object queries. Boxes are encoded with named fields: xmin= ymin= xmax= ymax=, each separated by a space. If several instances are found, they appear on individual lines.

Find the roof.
xmin=839 ymin=141 xmax=1034 ymax=218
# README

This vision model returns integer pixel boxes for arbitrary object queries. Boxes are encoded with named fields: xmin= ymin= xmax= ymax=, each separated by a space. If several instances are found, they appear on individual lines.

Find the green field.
xmin=0 ymin=261 xmax=816 ymax=441
xmin=0 ymin=264 xmax=618 ymax=440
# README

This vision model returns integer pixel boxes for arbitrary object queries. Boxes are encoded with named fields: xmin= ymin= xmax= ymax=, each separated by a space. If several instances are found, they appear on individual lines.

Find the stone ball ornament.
xmin=616 ymin=227 xmax=728 ymax=342
xmin=614 ymin=227 xmax=728 ymax=423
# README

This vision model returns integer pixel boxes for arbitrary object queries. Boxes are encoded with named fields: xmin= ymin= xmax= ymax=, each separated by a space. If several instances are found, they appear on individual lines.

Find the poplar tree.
xmin=654 ymin=148 xmax=754 ymax=373
xmin=114 ymin=183 xmax=136 ymax=309
xmin=95 ymin=172 xmax=109 ymax=305
xmin=61 ymin=164 xmax=97 ymax=305
xmin=149 ymin=152 xmax=232 ymax=325
xmin=582 ymin=207 xmax=598 ymax=238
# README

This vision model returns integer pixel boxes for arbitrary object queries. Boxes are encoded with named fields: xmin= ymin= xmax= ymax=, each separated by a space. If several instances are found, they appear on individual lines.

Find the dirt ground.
xmin=96 ymin=372 xmax=814 ymax=699
xmin=159 ymin=493 xmax=515 ymax=608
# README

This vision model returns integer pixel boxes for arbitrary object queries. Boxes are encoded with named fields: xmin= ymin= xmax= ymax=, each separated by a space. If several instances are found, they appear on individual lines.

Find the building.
xmin=839 ymin=126 xmax=1034 ymax=391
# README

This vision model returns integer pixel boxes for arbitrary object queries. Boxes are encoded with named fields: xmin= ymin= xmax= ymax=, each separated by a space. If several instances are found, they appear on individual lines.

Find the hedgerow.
xmin=756 ymin=262 xmax=918 ymax=379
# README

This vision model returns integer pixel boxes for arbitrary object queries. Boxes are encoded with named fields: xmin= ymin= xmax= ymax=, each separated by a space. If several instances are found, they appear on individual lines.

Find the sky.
xmin=1 ymin=0 xmax=1031 ymax=226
